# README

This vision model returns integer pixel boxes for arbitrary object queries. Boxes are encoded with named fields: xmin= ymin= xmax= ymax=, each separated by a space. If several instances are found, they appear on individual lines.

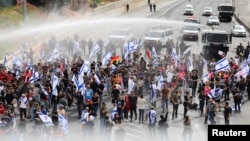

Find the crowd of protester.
xmin=0 ymin=34 xmax=250 ymax=141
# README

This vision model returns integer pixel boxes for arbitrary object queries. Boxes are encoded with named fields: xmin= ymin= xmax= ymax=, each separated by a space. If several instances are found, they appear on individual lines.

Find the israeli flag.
xmin=38 ymin=112 xmax=54 ymax=126
xmin=58 ymin=114 xmax=69 ymax=136
xmin=171 ymin=47 xmax=179 ymax=62
xmin=247 ymin=53 xmax=250 ymax=64
xmin=203 ymin=73 xmax=209 ymax=83
xmin=38 ymin=82 xmax=49 ymax=96
xmin=127 ymin=40 xmax=134 ymax=53
xmin=89 ymin=43 xmax=101 ymax=58
xmin=3 ymin=55 xmax=7 ymax=66
xmin=78 ymin=74 xmax=85 ymax=91
xmin=183 ymin=47 xmax=191 ymax=55
xmin=157 ymin=75 xmax=164 ymax=90
xmin=72 ymin=75 xmax=79 ymax=91
xmin=94 ymin=74 xmax=101 ymax=84
xmin=47 ymin=46 xmax=60 ymax=62
xmin=102 ymin=52 xmax=112 ymax=66
xmin=110 ymin=106 xmax=118 ymax=121
xmin=152 ymin=47 xmax=157 ymax=58
xmin=80 ymin=63 xmax=90 ymax=76
xmin=235 ymin=64 xmax=250 ymax=78
xmin=12 ymin=54 xmax=23 ymax=66
xmin=29 ymin=71 xmax=40 ymax=83
xmin=208 ymin=88 xmax=223 ymax=100
xmin=51 ymin=74 xmax=59 ymax=96
xmin=215 ymin=57 xmax=230 ymax=72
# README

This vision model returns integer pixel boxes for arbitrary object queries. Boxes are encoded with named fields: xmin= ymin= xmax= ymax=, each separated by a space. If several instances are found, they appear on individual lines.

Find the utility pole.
xmin=23 ymin=0 xmax=27 ymax=23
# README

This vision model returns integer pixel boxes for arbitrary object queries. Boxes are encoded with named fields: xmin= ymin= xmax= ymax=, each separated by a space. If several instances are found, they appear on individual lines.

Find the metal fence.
xmin=0 ymin=0 xmax=15 ymax=8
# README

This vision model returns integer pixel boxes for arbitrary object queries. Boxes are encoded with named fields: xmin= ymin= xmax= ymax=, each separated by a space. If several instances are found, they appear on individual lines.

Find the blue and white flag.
xmin=72 ymin=75 xmax=79 ymax=90
xmin=171 ymin=47 xmax=179 ymax=62
xmin=183 ymin=47 xmax=191 ymax=55
xmin=208 ymin=88 xmax=223 ymax=100
xmin=152 ymin=47 xmax=157 ymax=58
xmin=235 ymin=64 xmax=250 ymax=78
xmin=78 ymin=75 xmax=85 ymax=91
xmin=38 ymin=112 xmax=54 ymax=126
xmin=102 ymin=52 xmax=112 ymax=66
xmin=203 ymin=73 xmax=209 ymax=83
xmin=94 ymin=74 xmax=101 ymax=84
xmin=215 ymin=57 xmax=230 ymax=72
xmin=89 ymin=43 xmax=101 ymax=58
xmin=38 ymin=82 xmax=49 ymax=96
xmin=80 ymin=63 xmax=90 ymax=76
xmin=3 ymin=55 xmax=7 ymax=66
xmin=29 ymin=71 xmax=40 ymax=83
xmin=47 ymin=46 xmax=60 ymax=62
xmin=157 ymin=75 xmax=164 ymax=90
xmin=58 ymin=114 xmax=69 ymax=136
xmin=51 ymin=74 xmax=59 ymax=96
xmin=110 ymin=106 xmax=118 ymax=120
xmin=12 ymin=54 xmax=23 ymax=66
xmin=247 ymin=53 xmax=250 ymax=64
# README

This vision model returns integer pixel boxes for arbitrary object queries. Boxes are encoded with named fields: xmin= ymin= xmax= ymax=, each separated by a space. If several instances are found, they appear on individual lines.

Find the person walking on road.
xmin=153 ymin=4 xmax=156 ymax=12
xmin=145 ymin=106 xmax=157 ymax=138
xmin=137 ymin=95 xmax=147 ymax=124
xmin=126 ymin=4 xmax=129 ymax=12
xmin=224 ymin=102 xmax=232 ymax=125
xmin=149 ymin=3 xmax=152 ymax=12
xmin=128 ymin=91 xmax=138 ymax=122
xmin=171 ymin=91 xmax=180 ymax=120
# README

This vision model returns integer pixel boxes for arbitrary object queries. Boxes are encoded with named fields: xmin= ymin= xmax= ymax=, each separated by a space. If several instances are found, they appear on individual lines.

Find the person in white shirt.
xmin=18 ymin=93 xmax=28 ymax=122
xmin=145 ymin=106 xmax=157 ymax=138
xmin=137 ymin=95 xmax=147 ymax=124
xmin=128 ymin=76 xmax=135 ymax=95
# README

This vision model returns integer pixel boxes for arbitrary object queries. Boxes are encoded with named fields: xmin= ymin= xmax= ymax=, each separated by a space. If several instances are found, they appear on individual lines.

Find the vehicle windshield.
xmin=186 ymin=7 xmax=193 ymax=10
xmin=235 ymin=26 xmax=244 ymax=30
xmin=146 ymin=31 xmax=163 ymax=38
xmin=183 ymin=26 xmax=199 ymax=31
xmin=204 ymin=7 xmax=212 ymax=11
xmin=209 ymin=16 xmax=218 ymax=20
xmin=110 ymin=29 xmax=129 ymax=36
xmin=220 ymin=6 xmax=233 ymax=11
xmin=207 ymin=33 xmax=228 ymax=42
xmin=184 ymin=19 xmax=199 ymax=23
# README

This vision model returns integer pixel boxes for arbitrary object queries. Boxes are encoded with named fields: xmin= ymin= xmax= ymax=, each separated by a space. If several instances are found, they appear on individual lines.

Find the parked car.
xmin=231 ymin=25 xmax=247 ymax=37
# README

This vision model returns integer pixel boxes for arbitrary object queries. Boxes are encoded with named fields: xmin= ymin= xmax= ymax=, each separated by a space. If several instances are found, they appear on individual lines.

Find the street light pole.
xmin=23 ymin=0 xmax=27 ymax=23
